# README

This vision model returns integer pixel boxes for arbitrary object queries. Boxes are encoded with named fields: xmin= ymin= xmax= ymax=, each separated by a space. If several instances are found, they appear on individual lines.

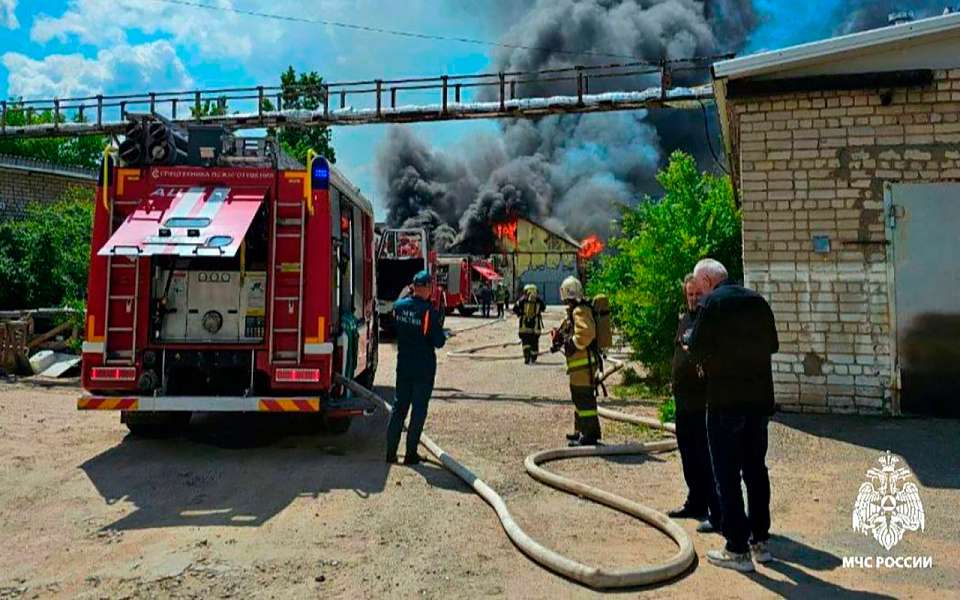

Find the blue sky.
xmin=1 ymin=0 xmax=846 ymax=217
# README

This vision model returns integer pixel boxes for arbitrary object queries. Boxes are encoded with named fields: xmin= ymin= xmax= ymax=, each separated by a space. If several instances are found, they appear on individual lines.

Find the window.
xmin=164 ymin=217 xmax=211 ymax=228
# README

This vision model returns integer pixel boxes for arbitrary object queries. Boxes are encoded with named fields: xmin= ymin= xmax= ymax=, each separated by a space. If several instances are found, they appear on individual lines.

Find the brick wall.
xmin=0 ymin=160 xmax=96 ymax=219
xmin=728 ymin=69 xmax=960 ymax=415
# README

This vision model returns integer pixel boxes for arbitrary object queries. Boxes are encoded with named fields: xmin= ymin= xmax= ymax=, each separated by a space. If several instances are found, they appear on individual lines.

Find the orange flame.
xmin=493 ymin=220 xmax=518 ymax=247
xmin=578 ymin=234 xmax=604 ymax=259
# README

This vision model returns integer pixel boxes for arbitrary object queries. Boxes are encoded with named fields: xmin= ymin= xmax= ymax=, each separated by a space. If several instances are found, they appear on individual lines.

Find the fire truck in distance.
xmin=436 ymin=256 xmax=501 ymax=316
xmin=80 ymin=116 xmax=377 ymax=436
xmin=375 ymin=228 xmax=444 ymax=332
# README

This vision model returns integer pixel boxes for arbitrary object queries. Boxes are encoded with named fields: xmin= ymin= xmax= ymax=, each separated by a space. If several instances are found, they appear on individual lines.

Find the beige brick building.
xmin=712 ymin=14 xmax=960 ymax=417
xmin=0 ymin=154 xmax=96 ymax=219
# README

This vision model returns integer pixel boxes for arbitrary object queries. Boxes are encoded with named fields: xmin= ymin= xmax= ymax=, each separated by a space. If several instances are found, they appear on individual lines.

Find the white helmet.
xmin=559 ymin=276 xmax=584 ymax=302
xmin=523 ymin=283 xmax=538 ymax=296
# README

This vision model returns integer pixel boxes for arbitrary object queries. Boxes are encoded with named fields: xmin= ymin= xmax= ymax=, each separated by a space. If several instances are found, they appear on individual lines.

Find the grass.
xmin=603 ymin=420 xmax=661 ymax=443
xmin=609 ymin=365 xmax=676 ymax=424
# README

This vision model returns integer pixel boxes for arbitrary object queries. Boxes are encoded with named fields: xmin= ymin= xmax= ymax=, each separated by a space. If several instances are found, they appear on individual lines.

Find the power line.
xmin=145 ymin=0 xmax=724 ymax=64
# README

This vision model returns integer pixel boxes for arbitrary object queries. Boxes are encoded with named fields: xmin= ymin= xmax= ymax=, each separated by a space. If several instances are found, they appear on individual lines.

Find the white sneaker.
xmin=751 ymin=541 xmax=772 ymax=564
xmin=706 ymin=549 xmax=755 ymax=572
xmin=696 ymin=519 xmax=717 ymax=533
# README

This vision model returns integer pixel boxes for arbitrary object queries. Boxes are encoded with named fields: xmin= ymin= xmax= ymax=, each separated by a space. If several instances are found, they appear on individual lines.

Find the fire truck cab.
xmin=436 ymin=256 xmax=501 ymax=316
xmin=80 ymin=122 xmax=377 ymax=435
xmin=375 ymin=228 xmax=444 ymax=332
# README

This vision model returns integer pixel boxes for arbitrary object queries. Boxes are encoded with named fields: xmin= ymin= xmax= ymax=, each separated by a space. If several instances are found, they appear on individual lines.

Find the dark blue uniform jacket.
xmin=394 ymin=295 xmax=447 ymax=382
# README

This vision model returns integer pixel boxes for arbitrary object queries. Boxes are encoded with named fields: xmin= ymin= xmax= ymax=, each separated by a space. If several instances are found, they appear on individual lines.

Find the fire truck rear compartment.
xmin=162 ymin=349 xmax=258 ymax=396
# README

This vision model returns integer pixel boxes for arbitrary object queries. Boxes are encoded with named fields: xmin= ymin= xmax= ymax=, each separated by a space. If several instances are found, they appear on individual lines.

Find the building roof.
xmin=713 ymin=12 xmax=960 ymax=81
xmin=519 ymin=216 xmax=582 ymax=249
xmin=0 ymin=154 xmax=97 ymax=180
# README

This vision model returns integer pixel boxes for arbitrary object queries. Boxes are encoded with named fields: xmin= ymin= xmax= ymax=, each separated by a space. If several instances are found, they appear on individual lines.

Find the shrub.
xmin=658 ymin=397 xmax=677 ymax=424
xmin=0 ymin=188 xmax=94 ymax=310
xmin=587 ymin=150 xmax=741 ymax=384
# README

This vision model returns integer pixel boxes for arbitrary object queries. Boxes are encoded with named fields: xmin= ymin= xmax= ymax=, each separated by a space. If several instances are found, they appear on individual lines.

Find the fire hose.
xmin=334 ymin=355 xmax=696 ymax=589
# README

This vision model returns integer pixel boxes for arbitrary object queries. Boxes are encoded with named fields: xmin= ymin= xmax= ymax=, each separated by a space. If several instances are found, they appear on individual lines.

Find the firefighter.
xmin=551 ymin=276 xmax=602 ymax=446
xmin=513 ymin=283 xmax=545 ymax=364
xmin=495 ymin=282 xmax=508 ymax=318
xmin=385 ymin=270 xmax=447 ymax=465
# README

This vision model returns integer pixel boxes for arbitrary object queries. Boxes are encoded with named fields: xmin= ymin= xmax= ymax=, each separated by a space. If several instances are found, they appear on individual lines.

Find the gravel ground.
xmin=0 ymin=309 xmax=957 ymax=599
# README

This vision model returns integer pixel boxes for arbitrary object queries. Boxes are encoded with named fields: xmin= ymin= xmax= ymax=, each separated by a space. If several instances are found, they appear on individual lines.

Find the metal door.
xmin=889 ymin=183 xmax=960 ymax=417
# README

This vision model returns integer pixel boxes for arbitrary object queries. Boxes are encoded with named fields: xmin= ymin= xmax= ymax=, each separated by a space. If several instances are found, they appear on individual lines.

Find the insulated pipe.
xmin=336 ymin=374 xmax=695 ymax=590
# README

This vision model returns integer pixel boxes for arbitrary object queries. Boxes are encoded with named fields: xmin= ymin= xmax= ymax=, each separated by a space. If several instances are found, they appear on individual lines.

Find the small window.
xmin=164 ymin=217 xmax=211 ymax=228
xmin=206 ymin=235 xmax=233 ymax=248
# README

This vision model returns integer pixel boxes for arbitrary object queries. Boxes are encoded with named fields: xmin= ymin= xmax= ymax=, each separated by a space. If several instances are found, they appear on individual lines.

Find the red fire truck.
xmin=436 ymin=256 xmax=501 ymax=316
xmin=375 ymin=228 xmax=444 ymax=332
xmin=80 ymin=124 xmax=377 ymax=436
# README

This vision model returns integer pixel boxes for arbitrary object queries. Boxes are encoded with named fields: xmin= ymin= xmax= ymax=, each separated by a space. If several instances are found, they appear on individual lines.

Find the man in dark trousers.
xmin=385 ymin=270 xmax=447 ymax=465
xmin=478 ymin=282 xmax=494 ymax=318
xmin=669 ymin=274 xmax=721 ymax=534
xmin=689 ymin=258 xmax=778 ymax=572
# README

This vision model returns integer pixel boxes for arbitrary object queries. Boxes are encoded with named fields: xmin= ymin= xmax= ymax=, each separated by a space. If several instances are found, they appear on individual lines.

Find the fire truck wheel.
xmin=323 ymin=416 xmax=352 ymax=435
xmin=458 ymin=306 xmax=476 ymax=317
xmin=122 ymin=411 xmax=192 ymax=438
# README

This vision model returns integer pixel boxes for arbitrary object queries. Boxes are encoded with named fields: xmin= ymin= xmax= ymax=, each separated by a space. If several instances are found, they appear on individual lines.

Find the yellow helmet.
xmin=559 ymin=276 xmax=584 ymax=302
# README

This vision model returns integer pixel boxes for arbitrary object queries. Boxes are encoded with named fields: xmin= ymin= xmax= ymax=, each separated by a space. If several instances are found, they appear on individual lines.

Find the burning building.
xmin=492 ymin=217 xmax=600 ymax=304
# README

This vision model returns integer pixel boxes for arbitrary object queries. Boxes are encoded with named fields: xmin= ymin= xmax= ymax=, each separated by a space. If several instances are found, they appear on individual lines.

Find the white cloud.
xmin=29 ymin=0 xmax=320 ymax=60
xmin=25 ymin=0 xmax=490 ymax=74
xmin=3 ymin=40 xmax=193 ymax=98
xmin=1 ymin=0 xmax=18 ymax=29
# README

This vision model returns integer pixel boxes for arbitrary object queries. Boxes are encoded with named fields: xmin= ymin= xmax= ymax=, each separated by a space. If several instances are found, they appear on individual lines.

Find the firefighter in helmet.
xmin=513 ymin=283 xmax=545 ymax=364
xmin=551 ymin=276 xmax=602 ymax=446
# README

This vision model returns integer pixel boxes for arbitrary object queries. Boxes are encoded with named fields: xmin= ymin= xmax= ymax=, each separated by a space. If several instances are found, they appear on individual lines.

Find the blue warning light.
xmin=311 ymin=156 xmax=330 ymax=190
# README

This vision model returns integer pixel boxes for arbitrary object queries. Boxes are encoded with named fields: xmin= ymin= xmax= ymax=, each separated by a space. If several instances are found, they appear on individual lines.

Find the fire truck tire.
xmin=323 ymin=416 xmax=352 ymax=435
xmin=458 ymin=306 xmax=476 ymax=317
xmin=122 ymin=411 xmax=191 ymax=438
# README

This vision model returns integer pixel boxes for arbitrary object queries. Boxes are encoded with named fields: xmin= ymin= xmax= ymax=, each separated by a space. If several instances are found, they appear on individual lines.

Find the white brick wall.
xmin=729 ymin=69 xmax=960 ymax=415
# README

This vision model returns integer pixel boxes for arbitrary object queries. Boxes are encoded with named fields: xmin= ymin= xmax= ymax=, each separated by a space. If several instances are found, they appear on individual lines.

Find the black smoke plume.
xmin=379 ymin=0 xmax=931 ymax=254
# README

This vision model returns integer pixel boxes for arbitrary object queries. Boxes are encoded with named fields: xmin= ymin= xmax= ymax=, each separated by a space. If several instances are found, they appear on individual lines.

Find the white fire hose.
xmin=334 ymin=356 xmax=696 ymax=589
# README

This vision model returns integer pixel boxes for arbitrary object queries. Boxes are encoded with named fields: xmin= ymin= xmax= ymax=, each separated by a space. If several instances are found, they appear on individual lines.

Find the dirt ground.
xmin=1 ymin=309 xmax=957 ymax=599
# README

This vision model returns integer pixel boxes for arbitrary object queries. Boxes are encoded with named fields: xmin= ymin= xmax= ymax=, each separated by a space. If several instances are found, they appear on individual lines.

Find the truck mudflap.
xmin=77 ymin=395 xmax=373 ymax=416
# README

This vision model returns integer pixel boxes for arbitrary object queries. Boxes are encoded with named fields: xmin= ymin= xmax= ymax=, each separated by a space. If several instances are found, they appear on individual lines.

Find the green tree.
xmin=587 ymin=150 xmax=742 ymax=384
xmin=0 ymin=188 xmax=94 ymax=309
xmin=190 ymin=95 xmax=229 ymax=117
xmin=261 ymin=66 xmax=335 ymax=164
xmin=0 ymin=102 xmax=106 ymax=169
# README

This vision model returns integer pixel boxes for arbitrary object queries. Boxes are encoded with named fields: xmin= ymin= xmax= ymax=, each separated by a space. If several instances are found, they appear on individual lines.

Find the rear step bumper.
xmin=78 ymin=395 xmax=374 ymax=416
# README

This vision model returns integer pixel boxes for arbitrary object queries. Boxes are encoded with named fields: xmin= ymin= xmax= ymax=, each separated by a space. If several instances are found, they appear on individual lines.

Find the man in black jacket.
xmin=689 ymin=258 xmax=778 ymax=573
xmin=669 ymin=274 xmax=721 ymax=534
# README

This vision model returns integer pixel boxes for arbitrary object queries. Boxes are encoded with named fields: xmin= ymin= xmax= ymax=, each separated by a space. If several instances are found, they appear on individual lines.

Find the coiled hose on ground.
xmin=334 ymin=356 xmax=695 ymax=589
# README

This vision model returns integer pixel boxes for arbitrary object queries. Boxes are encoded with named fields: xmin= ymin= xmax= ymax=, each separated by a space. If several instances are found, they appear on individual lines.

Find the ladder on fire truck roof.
xmin=267 ymin=190 xmax=306 ymax=365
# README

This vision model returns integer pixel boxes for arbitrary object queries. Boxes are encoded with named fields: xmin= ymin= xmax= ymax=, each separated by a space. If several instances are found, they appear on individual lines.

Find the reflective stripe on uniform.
xmin=576 ymin=409 xmax=598 ymax=417
xmin=566 ymin=357 xmax=591 ymax=373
